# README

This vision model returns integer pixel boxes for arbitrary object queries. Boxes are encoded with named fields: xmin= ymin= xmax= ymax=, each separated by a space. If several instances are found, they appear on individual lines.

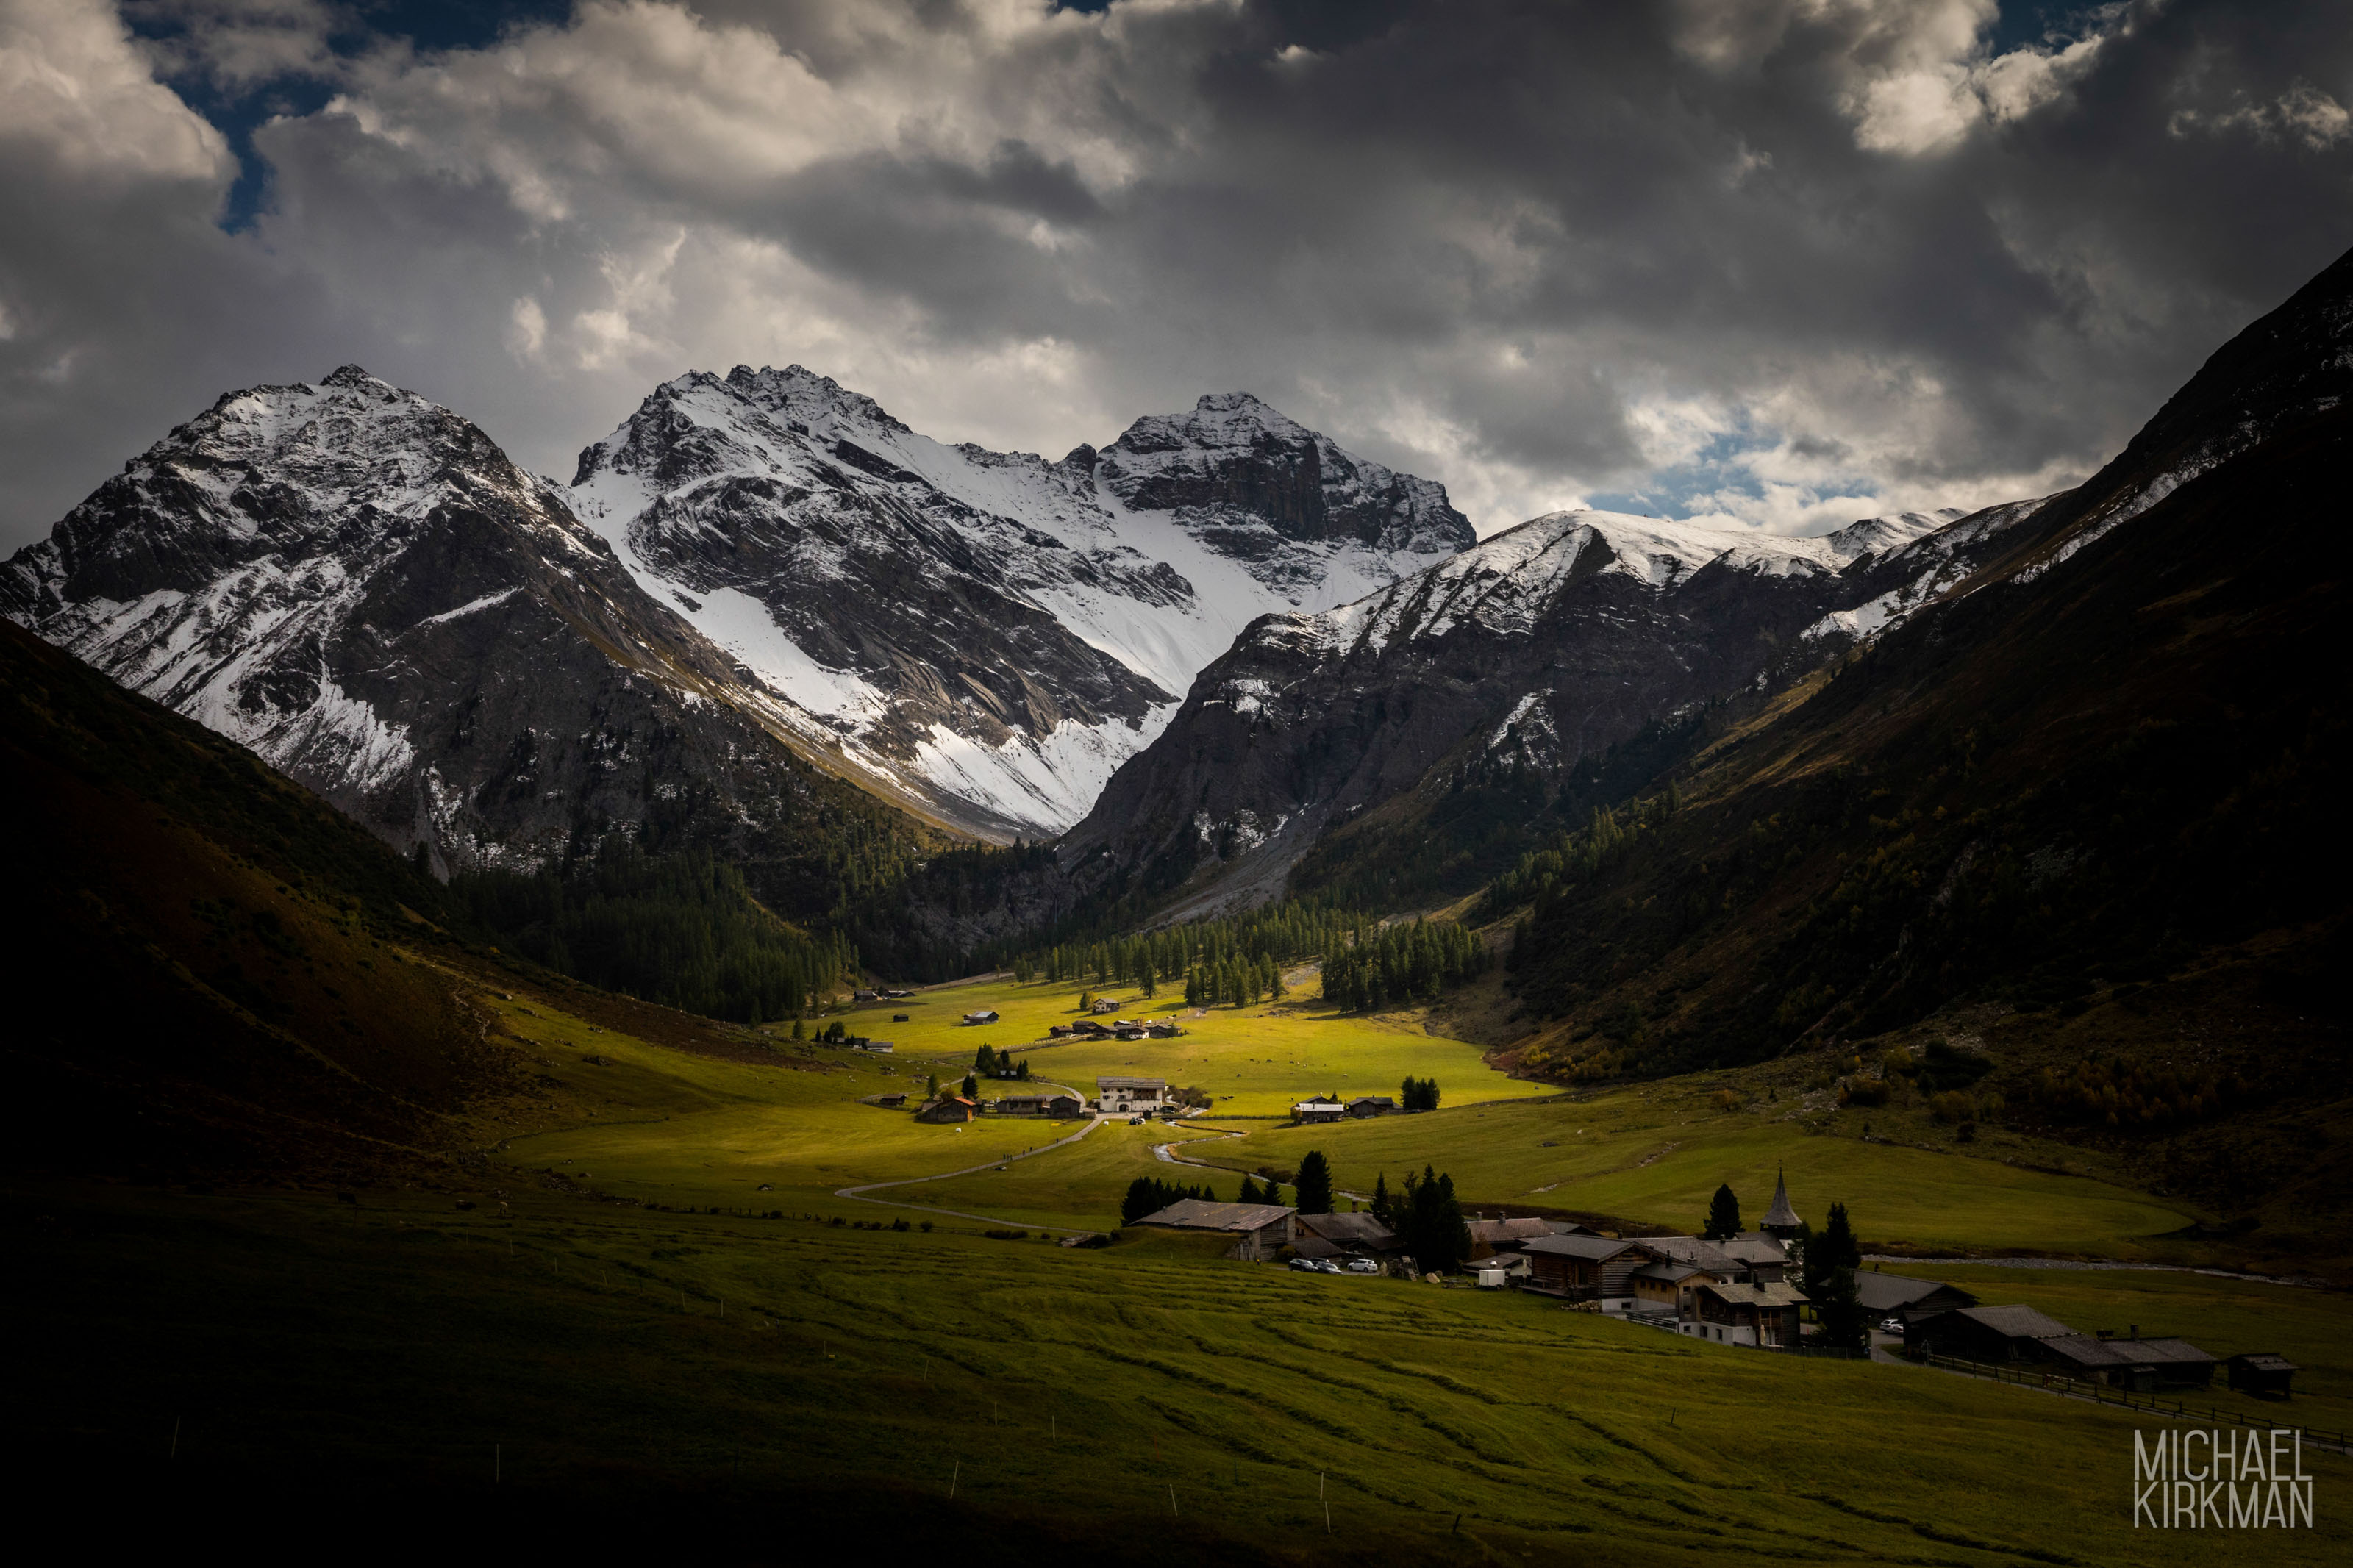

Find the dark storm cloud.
xmin=1 ymin=0 xmax=2349 ymax=548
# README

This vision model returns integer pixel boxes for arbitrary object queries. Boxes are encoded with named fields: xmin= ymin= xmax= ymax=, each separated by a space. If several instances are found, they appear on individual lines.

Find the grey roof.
xmin=1523 ymin=1233 xmax=1645 ymax=1261
xmin=1290 ymin=1236 xmax=1346 ymax=1261
xmin=1349 ymin=1095 xmax=1397 ymax=1108
xmin=1926 ymin=1303 xmax=2079 ymax=1340
xmin=1466 ymin=1217 xmax=1559 ymax=1247
xmin=1696 ymin=1279 xmax=1810 ymax=1308
xmin=1098 ymin=1076 xmax=1167 ymax=1089
xmin=1135 ymin=1199 xmax=1295 ymax=1232
xmin=2230 ymin=1353 xmax=2299 ymax=1372
xmin=1634 ymin=1236 xmax=1742 ymax=1272
xmin=1716 ymin=1237 xmax=1790 ymax=1266
xmin=1297 ymin=1211 xmax=1397 ymax=1245
xmin=1854 ymin=1272 xmax=1974 ymax=1312
xmin=1629 ymin=1260 xmax=1715 ymax=1283
xmin=1763 ymin=1168 xmax=1801 ymax=1229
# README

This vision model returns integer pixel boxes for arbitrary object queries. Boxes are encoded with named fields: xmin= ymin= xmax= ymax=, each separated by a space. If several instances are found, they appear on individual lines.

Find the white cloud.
xmin=0 ymin=0 xmax=231 ymax=183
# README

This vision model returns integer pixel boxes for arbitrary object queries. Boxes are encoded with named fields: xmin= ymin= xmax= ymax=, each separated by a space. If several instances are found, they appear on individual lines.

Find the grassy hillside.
xmin=20 ymin=1179 xmax=2346 ymax=1563
xmin=0 ymin=619 xmax=528 ymax=1181
xmin=1481 ymin=404 xmax=2351 ymax=1259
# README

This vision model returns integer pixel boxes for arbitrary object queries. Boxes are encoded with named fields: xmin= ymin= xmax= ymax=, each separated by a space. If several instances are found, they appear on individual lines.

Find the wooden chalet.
xmin=1292 ymin=1096 xmax=1346 ymax=1124
xmin=1902 ymin=1303 xmax=2216 ymax=1387
xmin=1854 ymin=1270 xmax=1978 ymax=1323
xmin=1520 ymin=1234 xmax=1649 ymax=1306
xmin=2227 ymin=1353 xmax=2299 ymax=1399
xmin=858 ymin=1092 xmax=908 ymax=1109
xmin=1346 ymin=1095 xmax=1397 ymax=1117
xmin=962 ymin=1009 xmax=999 ymax=1025
xmin=1685 ymin=1281 xmax=1808 ymax=1347
xmin=1132 ymin=1199 xmax=1297 ymax=1260
xmin=1629 ymin=1259 xmax=1726 ymax=1317
xmin=1904 ymin=1303 xmax=2078 ymax=1362
xmin=914 ymin=1096 xmax=976 ymax=1124
xmin=1465 ymin=1216 xmax=1574 ymax=1252
xmin=1297 ymin=1211 xmax=1402 ymax=1256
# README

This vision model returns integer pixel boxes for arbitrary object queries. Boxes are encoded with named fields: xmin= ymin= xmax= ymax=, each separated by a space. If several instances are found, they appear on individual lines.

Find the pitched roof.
xmin=2229 ymin=1353 xmax=2299 ymax=1372
xmin=1715 ymin=1237 xmax=1790 ymax=1266
xmin=1290 ymin=1236 xmax=1346 ymax=1261
xmin=1696 ymin=1279 xmax=1810 ymax=1308
xmin=1098 ymin=1076 xmax=1167 ymax=1089
xmin=1297 ymin=1211 xmax=1397 ymax=1245
xmin=1466 ymin=1217 xmax=1558 ymax=1246
xmin=1522 ymin=1234 xmax=1645 ymax=1261
xmin=1762 ymin=1167 xmax=1800 ymax=1229
xmin=1629 ymin=1260 xmax=1714 ymax=1282
xmin=1926 ymin=1303 xmax=2079 ymax=1340
xmin=1854 ymin=1272 xmax=1974 ymax=1312
xmin=1633 ymin=1236 xmax=1741 ymax=1272
xmin=1135 ymin=1199 xmax=1295 ymax=1232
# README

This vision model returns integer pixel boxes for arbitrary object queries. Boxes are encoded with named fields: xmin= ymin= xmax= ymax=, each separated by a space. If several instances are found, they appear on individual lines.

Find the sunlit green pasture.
xmin=1195 ymin=1092 xmax=2197 ymax=1256
xmin=854 ymin=975 xmax=1552 ymax=1117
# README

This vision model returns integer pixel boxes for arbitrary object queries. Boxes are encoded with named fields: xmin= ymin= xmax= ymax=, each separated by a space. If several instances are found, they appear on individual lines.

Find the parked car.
xmin=1346 ymin=1259 xmax=1379 ymax=1274
xmin=1288 ymin=1257 xmax=1323 ymax=1272
xmin=1880 ymin=1317 xmax=1904 ymax=1333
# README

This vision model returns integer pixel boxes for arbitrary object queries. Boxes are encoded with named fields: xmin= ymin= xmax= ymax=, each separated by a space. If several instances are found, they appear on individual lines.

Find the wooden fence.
xmin=1913 ymin=1352 xmax=2350 ymax=1456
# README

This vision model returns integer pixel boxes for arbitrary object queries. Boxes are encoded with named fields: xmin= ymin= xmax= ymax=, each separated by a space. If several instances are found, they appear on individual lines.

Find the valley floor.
xmin=21 ymin=967 xmax=2348 ymax=1559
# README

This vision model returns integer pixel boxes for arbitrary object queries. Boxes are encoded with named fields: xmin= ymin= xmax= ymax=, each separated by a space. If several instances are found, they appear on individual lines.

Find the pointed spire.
xmin=1762 ymin=1164 xmax=1800 ymax=1232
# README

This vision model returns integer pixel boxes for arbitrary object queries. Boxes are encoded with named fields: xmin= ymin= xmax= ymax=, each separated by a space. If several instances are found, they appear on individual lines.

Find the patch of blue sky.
xmin=132 ymin=1 xmax=574 ymax=232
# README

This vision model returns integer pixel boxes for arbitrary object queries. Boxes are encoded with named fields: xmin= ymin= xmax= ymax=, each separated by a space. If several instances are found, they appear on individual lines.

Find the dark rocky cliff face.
xmin=1056 ymin=504 xmax=2038 ymax=916
xmin=0 ymin=367 xmax=935 ymax=917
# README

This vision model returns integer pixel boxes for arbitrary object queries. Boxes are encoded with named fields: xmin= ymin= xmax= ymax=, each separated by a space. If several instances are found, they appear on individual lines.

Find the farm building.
xmin=1632 ymin=1236 xmax=1746 ymax=1276
xmin=1097 ymin=1076 xmax=1167 ymax=1114
xmin=1854 ymin=1271 xmax=1978 ymax=1323
xmin=2227 ymin=1353 xmax=2299 ymax=1398
xmin=1464 ymin=1217 xmax=1568 ymax=1252
xmin=914 ymin=1096 xmax=976 ymax=1124
xmin=1683 ymin=1281 xmax=1808 ymax=1348
xmin=1090 ymin=997 xmax=1122 ymax=1014
xmin=1904 ymin=1303 xmax=2078 ymax=1362
xmin=963 ymin=1009 xmax=999 ymax=1025
xmin=1346 ymin=1095 xmax=1397 ymax=1117
xmin=1146 ymin=1022 xmax=1182 ymax=1038
xmin=1520 ymin=1234 xmax=1649 ymax=1308
xmin=1292 ymin=1096 xmax=1346 ymax=1123
xmin=2036 ymin=1333 xmax=2218 ymax=1392
xmin=993 ymin=1092 xmax=1083 ymax=1119
xmin=858 ymin=1092 xmax=908 ymax=1109
xmin=1715 ymin=1236 xmax=1793 ymax=1283
xmin=852 ymin=1039 xmax=896 ymax=1053
xmin=1629 ymin=1259 xmax=1727 ymax=1317
xmin=1132 ymin=1199 xmax=1297 ymax=1260
xmin=854 ymin=988 xmax=879 ymax=1000
xmin=1297 ymin=1211 xmax=1401 ymax=1256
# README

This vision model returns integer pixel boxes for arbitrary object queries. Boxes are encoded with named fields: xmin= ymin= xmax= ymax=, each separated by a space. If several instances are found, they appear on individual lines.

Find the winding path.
xmin=833 ymin=1089 xmax=1110 ymax=1234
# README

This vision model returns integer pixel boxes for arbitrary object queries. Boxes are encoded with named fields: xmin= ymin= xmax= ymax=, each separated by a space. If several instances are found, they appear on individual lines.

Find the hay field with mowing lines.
xmin=20 ymin=1181 xmax=2345 ymax=1566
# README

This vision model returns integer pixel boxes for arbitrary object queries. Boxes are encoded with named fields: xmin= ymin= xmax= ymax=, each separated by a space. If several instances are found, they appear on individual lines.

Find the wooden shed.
xmin=2227 ymin=1353 xmax=2299 ymax=1399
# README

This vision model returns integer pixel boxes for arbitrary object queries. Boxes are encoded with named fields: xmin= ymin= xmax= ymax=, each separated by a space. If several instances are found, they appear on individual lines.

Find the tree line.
xmin=1319 ymin=918 xmax=1488 ymax=1012
xmin=450 ymin=840 xmax=854 ymax=1024
xmin=1017 ymin=896 xmax=1368 ymax=993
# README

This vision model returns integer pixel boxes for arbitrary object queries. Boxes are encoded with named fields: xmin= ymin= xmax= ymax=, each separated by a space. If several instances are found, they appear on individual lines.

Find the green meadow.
xmin=21 ymin=1181 xmax=2345 ymax=1565
xmin=64 ymin=962 xmax=2336 ymax=1558
xmin=850 ymin=976 xmax=1555 ymax=1117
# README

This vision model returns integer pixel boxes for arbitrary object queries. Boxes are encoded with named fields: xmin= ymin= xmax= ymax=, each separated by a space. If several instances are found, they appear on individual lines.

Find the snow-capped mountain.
xmin=565 ymin=368 xmax=1473 ymax=836
xmin=0 ymin=366 xmax=941 ymax=894
xmin=1058 ymin=502 xmax=2043 ymax=913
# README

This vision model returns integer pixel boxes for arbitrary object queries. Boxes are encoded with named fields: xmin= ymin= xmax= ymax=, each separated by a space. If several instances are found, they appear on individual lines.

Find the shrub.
xmin=1840 ymin=1078 xmax=1891 ymax=1109
xmin=984 ymin=1228 xmax=1029 ymax=1241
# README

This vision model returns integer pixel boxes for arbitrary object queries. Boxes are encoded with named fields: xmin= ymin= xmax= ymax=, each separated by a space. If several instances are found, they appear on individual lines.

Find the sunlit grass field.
xmin=851 ymin=975 xmax=1555 ymax=1117
xmin=1196 ymin=1095 xmax=2196 ymax=1256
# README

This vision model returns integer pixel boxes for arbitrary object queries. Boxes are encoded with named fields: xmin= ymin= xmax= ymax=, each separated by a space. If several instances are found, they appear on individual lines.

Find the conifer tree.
xmin=1295 ymin=1151 xmax=1335 ymax=1215
xmin=1704 ymin=1183 xmax=1743 ymax=1240
xmin=1237 ymin=1174 xmax=1263 ymax=1204
xmin=1261 ymin=1176 xmax=1283 ymax=1207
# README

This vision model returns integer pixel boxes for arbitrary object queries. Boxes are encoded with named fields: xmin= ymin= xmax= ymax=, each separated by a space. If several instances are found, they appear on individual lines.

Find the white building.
xmin=1097 ymin=1075 xmax=1168 ymax=1114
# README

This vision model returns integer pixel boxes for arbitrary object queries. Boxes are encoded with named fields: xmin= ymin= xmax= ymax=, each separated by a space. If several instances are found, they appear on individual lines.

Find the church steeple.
xmin=1761 ymin=1165 xmax=1800 ymax=1240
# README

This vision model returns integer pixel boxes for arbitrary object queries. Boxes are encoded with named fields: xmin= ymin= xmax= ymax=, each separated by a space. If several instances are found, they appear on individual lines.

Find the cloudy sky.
xmin=2 ymin=0 xmax=2349 ymax=551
